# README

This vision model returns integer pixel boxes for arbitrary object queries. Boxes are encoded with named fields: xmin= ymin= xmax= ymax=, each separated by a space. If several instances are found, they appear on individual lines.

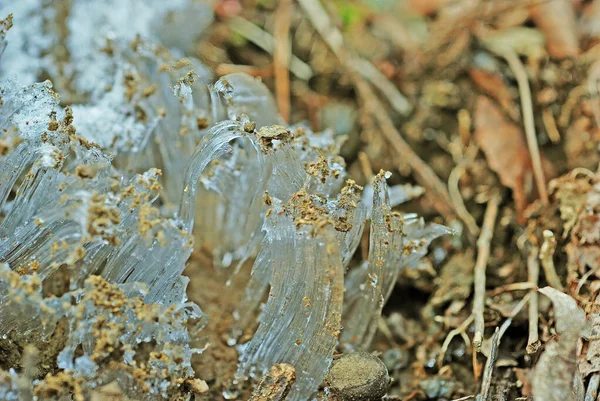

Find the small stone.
xmin=325 ymin=351 xmax=390 ymax=401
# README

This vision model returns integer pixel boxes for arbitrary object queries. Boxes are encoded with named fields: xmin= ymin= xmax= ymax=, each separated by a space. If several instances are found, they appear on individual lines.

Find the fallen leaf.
xmin=580 ymin=313 xmax=600 ymax=376
xmin=539 ymin=287 xmax=587 ymax=335
xmin=469 ymin=68 xmax=519 ymax=120
xmin=533 ymin=287 xmax=587 ymax=401
xmin=564 ymin=176 xmax=600 ymax=275
xmin=529 ymin=0 xmax=580 ymax=59
xmin=474 ymin=96 xmax=554 ymax=222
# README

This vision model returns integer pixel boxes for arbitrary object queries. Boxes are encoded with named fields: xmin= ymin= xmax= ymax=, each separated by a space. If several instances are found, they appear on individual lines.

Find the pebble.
xmin=325 ymin=351 xmax=390 ymax=401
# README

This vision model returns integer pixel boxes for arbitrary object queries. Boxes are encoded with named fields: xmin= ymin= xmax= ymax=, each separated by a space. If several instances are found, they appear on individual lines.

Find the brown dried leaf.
xmin=474 ymin=96 xmax=554 ymax=221
xmin=474 ymin=96 xmax=529 ymax=190
xmin=469 ymin=68 xmax=519 ymax=120
xmin=529 ymin=0 xmax=580 ymax=59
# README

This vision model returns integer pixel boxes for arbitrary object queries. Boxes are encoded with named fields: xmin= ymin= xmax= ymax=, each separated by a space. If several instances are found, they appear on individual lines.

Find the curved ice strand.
xmin=341 ymin=173 xmax=451 ymax=350
xmin=178 ymin=119 xmax=267 ymax=233
xmin=237 ymin=220 xmax=344 ymax=401
xmin=213 ymin=73 xmax=283 ymax=128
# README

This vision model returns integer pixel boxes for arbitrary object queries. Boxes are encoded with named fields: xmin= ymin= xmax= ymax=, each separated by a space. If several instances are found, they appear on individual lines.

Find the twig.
xmin=479 ymin=328 xmax=500 ymax=401
xmin=295 ymin=0 xmax=412 ymax=115
xmin=228 ymin=16 xmax=312 ymax=80
xmin=357 ymin=151 xmax=374 ymax=180
xmin=539 ymin=230 xmax=563 ymax=290
xmin=438 ymin=314 xmax=474 ymax=367
xmin=448 ymin=164 xmax=480 ymax=237
xmin=500 ymin=49 xmax=549 ymax=204
xmin=473 ymin=194 xmax=501 ymax=350
xmin=526 ymin=246 xmax=540 ymax=354
xmin=576 ymin=266 xmax=600 ymax=295
xmin=297 ymin=0 xmax=467 ymax=223
xmin=273 ymin=0 xmax=292 ymax=122
xmin=498 ymin=294 xmax=530 ymax=339
xmin=542 ymin=109 xmax=561 ymax=144
xmin=352 ymin=57 xmax=412 ymax=116
xmin=487 ymin=282 xmax=537 ymax=297
xmin=480 ymin=295 xmax=530 ymax=401
xmin=355 ymin=77 xmax=456 ymax=221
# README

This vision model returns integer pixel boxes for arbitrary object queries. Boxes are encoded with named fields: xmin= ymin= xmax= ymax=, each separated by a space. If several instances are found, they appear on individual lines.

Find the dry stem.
xmin=539 ymin=230 xmax=563 ymax=290
xmin=542 ymin=109 xmax=561 ymax=144
xmin=473 ymin=194 xmax=501 ymax=350
xmin=500 ymin=49 xmax=549 ymax=204
xmin=273 ymin=0 xmax=292 ymax=122
xmin=480 ymin=294 xmax=529 ymax=401
xmin=448 ymin=164 xmax=480 ymax=237
xmin=297 ymin=0 xmax=462 ymax=223
xmin=438 ymin=314 xmax=474 ymax=367
xmin=526 ymin=246 xmax=540 ymax=354
xmin=296 ymin=0 xmax=411 ymax=115
xmin=228 ymin=16 xmax=312 ymax=80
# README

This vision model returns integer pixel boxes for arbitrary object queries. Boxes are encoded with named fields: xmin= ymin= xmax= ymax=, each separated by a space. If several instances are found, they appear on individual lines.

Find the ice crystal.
xmin=0 ymin=2 xmax=450 ymax=400
xmin=0 ymin=264 xmax=205 ymax=400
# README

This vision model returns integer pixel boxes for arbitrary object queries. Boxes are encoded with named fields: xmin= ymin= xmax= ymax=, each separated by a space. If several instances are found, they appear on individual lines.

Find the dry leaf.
xmin=469 ymin=68 xmax=519 ymax=120
xmin=474 ymin=96 xmax=554 ymax=221
xmin=533 ymin=287 xmax=587 ymax=401
xmin=564 ymin=177 xmax=600 ymax=275
xmin=530 ymin=0 xmax=580 ymax=59
xmin=581 ymin=314 xmax=600 ymax=376
xmin=538 ymin=287 xmax=587 ymax=335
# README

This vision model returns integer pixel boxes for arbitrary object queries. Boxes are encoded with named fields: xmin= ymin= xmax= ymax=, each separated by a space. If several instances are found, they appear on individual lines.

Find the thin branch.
xmin=486 ymin=281 xmax=537 ymax=297
xmin=358 ymin=151 xmax=374 ymax=180
xmin=480 ymin=294 xmax=529 ymax=401
xmin=526 ymin=246 xmax=540 ymax=354
xmin=498 ymin=294 xmax=530 ymax=339
xmin=542 ymin=109 xmax=561 ymax=144
xmin=228 ymin=16 xmax=312 ymax=80
xmin=539 ymin=230 xmax=563 ymax=290
xmin=500 ymin=49 xmax=549 ymax=204
xmin=354 ymin=77 xmax=457 ymax=220
xmin=448 ymin=164 xmax=480 ymax=237
xmin=473 ymin=194 xmax=501 ymax=350
xmin=297 ymin=0 xmax=462 ymax=222
xmin=438 ymin=314 xmax=474 ymax=367
xmin=480 ymin=328 xmax=500 ymax=401
xmin=295 ymin=0 xmax=412 ymax=116
xmin=273 ymin=0 xmax=292 ymax=122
